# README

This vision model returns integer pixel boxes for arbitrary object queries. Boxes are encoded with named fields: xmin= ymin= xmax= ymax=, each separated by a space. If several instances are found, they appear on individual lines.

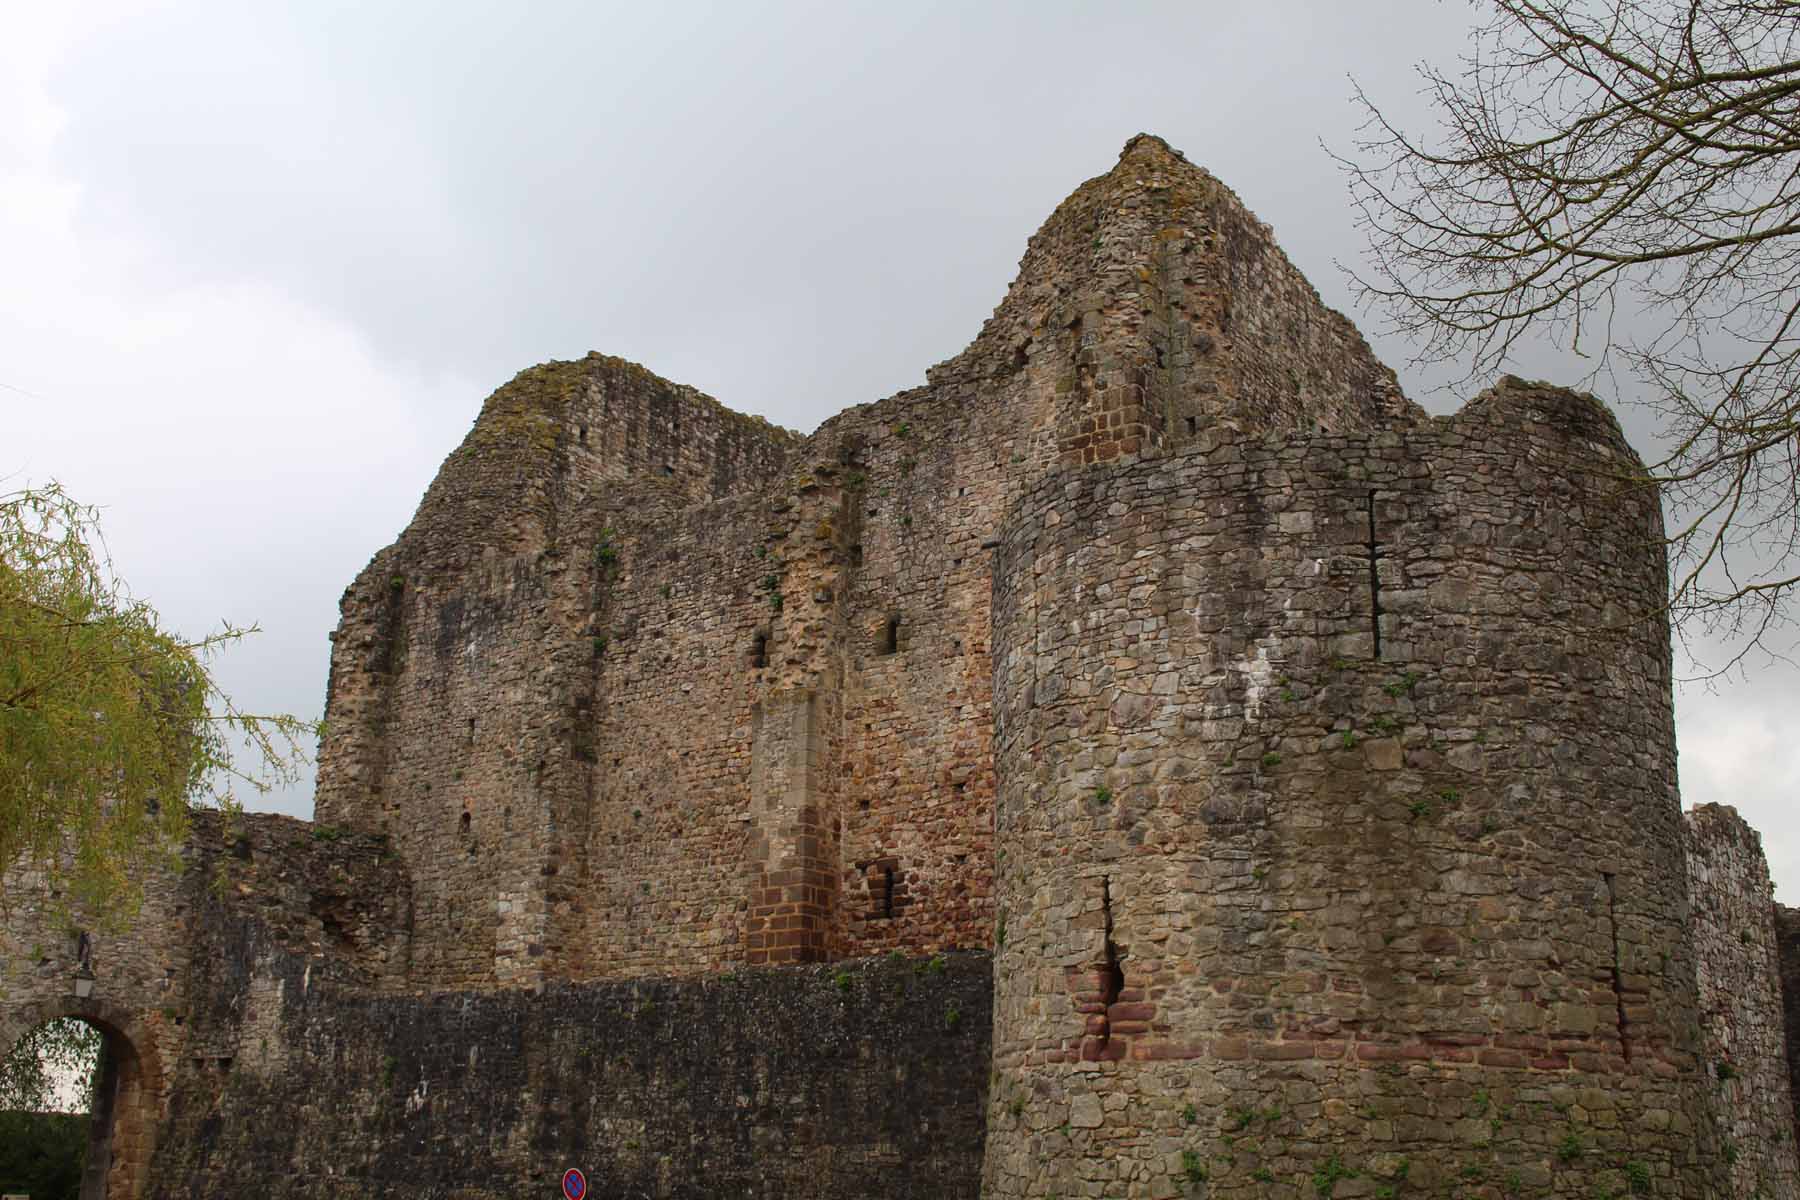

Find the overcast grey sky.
xmin=6 ymin=2 xmax=1795 ymax=895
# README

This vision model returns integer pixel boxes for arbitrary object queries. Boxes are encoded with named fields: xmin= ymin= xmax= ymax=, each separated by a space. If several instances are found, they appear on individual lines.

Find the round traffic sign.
xmin=562 ymin=1167 xmax=587 ymax=1200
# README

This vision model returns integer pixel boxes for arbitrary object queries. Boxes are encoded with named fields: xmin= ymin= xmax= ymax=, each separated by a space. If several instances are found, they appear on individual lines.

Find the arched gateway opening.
xmin=1 ymin=1000 xmax=160 ymax=1200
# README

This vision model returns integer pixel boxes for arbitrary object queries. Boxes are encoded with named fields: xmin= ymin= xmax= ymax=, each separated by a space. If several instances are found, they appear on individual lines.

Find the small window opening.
xmin=879 ymin=616 xmax=900 ymax=656
xmin=577 ymin=424 xmax=588 ymax=445
xmin=750 ymin=632 xmax=769 ymax=669
xmin=459 ymin=811 xmax=471 ymax=835
xmin=851 ymin=543 xmax=864 ymax=566
xmin=660 ymin=464 xmax=675 ymax=477
xmin=881 ymin=865 xmax=896 ymax=919
xmin=1184 ymin=416 xmax=1197 ymax=435
xmin=466 ymin=717 xmax=476 ymax=746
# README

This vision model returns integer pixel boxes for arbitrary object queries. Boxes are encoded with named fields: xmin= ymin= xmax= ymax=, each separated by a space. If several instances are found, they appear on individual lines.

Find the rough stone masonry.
xmin=3 ymin=134 xmax=1797 ymax=1199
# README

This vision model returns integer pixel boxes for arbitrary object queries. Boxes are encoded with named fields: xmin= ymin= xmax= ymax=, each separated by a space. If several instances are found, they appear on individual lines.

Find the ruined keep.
xmin=5 ymin=135 xmax=1799 ymax=1199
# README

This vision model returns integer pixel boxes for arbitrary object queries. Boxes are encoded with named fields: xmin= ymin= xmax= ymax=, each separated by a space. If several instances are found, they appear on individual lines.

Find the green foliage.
xmin=1093 ymin=785 xmax=1113 ymax=804
xmin=1313 ymin=1153 xmax=1357 ymax=1197
xmin=1181 ymin=1148 xmax=1207 ymax=1187
xmin=1625 ymin=1161 xmax=1652 ymax=1194
xmin=833 ymin=969 xmax=853 ymax=994
xmin=0 ymin=1108 xmax=86 ymax=1200
xmin=0 ymin=1017 xmax=100 ymax=1114
xmin=1558 ymin=1131 xmax=1585 ymax=1163
xmin=1 ymin=483 xmax=314 ymax=917
xmin=1261 ymin=752 xmax=1282 ymax=767
xmin=1382 ymin=672 xmax=1420 ymax=696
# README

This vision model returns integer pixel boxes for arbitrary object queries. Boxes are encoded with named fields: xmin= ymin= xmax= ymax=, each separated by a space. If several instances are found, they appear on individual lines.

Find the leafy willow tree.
xmin=1340 ymin=0 xmax=1800 ymax=668
xmin=0 ymin=1017 xmax=100 ymax=1114
xmin=1 ymin=482 xmax=314 ymax=916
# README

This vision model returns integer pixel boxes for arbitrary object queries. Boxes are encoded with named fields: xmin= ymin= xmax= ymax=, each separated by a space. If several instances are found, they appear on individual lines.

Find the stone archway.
xmin=2 ymin=998 xmax=162 ymax=1200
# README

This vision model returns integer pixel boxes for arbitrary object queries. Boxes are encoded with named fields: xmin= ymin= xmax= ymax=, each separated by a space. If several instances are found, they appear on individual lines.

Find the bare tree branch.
xmin=1339 ymin=0 xmax=1800 ymax=671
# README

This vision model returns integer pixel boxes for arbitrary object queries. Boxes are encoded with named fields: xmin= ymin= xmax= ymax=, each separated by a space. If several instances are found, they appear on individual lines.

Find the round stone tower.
xmin=984 ymin=379 xmax=1728 ymax=1198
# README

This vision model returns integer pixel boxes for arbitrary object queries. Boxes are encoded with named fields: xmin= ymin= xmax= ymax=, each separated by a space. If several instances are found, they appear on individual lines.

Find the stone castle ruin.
xmin=5 ymin=134 xmax=1798 ymax=1199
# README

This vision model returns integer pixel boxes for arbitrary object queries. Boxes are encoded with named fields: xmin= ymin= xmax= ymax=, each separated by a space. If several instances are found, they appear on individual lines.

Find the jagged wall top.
xmin=924 ymin=133 xmax=1420 ymax=453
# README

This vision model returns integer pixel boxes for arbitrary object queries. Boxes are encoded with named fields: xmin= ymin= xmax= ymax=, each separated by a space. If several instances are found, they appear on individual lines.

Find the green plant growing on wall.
xmin=1313 ymin=1154 xmax=1356 ymax=1197
xmin=1181 ymin=1149 xmax=1207 ymax=1188
xmin=1558 ymin=1131 xmax=1585 ymax=1163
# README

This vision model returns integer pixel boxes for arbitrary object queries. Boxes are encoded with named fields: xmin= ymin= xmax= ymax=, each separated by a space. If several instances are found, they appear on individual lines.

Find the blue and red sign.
xmin=561 ymin=1167 xmax=587 ymax=1200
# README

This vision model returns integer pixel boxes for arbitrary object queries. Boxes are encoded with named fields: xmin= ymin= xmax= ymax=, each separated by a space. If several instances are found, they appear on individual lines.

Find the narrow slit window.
xmin=750 ymin=632 xmax=769 ymax=669
xmin=879 ymin=616 xmax=901 ymax=656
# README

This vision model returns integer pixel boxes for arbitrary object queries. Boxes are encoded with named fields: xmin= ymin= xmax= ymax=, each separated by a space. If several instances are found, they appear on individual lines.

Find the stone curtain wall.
xmin=8 ymin=819 xmax=990 ymax=1199
xmin=0 ymin=814 xmax=409 ymax=1199
xmin=986 ymin=379 xmax=1733 ymax=1198
xmin=146 ymin=950 xmax=992 ymax=1199
xmin=1684 ymin=805 xmax=1800 ymax=1197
